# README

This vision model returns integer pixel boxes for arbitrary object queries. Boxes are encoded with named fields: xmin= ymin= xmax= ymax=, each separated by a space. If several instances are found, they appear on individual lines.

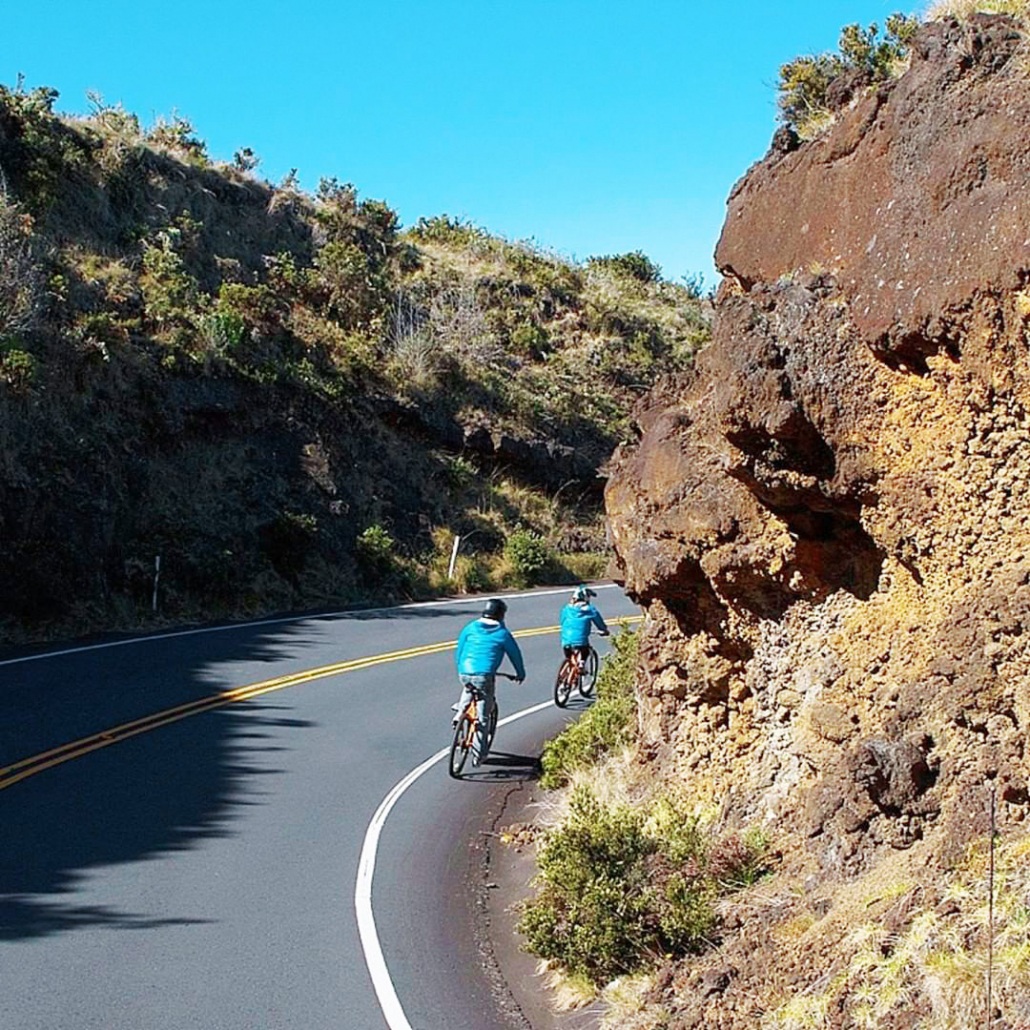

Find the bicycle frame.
xmin=449 ymin=676 xmax=510 ymax=778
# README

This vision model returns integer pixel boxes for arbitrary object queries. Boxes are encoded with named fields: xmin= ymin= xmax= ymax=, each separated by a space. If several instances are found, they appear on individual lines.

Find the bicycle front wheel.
xmin=449 ymin=717 xmax=472 ymax=778
xmin=580 ymin=647 xmax=599 ymax=697
xmin=554 ymin=662 xmax=573 ymax=707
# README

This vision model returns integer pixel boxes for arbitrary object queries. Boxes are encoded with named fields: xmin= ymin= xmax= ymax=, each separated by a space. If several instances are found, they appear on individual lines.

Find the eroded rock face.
xmin=606 ymin=16 xmax=1030 ymax=1024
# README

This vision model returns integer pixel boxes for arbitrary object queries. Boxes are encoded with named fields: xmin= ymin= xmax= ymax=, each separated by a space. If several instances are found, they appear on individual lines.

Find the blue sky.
xmin=4 ymin=1 xmax=918 ymax=285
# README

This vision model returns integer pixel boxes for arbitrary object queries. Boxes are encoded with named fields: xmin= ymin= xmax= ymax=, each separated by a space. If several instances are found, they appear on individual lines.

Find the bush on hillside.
xmin=587 ymin=250 xmax=662 ymax=284
xmin=778 ymin=15 xmax=918 ymax=136
xmin=503 ymin=528 xmax=552 ymax=586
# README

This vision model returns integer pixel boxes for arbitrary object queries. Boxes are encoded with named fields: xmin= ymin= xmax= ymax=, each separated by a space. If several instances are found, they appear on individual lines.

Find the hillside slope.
xmin=0 ymin=89 xmax=708 ymax=644
xmin=606 ymin=14 xmax=1030 ymax=1027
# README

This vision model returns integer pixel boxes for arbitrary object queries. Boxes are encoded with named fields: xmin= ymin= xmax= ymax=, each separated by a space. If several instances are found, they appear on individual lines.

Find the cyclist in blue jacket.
xmin=453 ymin=598 xmax=525 ymax=764
xmin=560 ymin=585 xmax=609 ymax=662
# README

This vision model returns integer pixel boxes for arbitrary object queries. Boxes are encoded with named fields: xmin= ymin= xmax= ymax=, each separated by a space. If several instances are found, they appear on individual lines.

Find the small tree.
xmin=777 ymin=15 xmax=918 ymax=133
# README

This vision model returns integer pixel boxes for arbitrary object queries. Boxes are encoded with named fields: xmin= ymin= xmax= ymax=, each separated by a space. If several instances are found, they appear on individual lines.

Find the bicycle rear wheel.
xmin=449 ymin=716 xmax=473 ymax=778
xmin=486 ymin=700 xmax=499 ymax=749
xmin=553 ymin=661 xmax=573 ymax=707
xmin=580 ymin=647 xmax=599 ymax=697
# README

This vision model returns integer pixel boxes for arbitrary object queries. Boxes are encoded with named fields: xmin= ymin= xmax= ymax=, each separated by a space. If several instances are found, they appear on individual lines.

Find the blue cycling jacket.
xmin=560 ymin=602 xmax=608 ymax=647
xmin=455 ymin=618 xmax=526 ymax=678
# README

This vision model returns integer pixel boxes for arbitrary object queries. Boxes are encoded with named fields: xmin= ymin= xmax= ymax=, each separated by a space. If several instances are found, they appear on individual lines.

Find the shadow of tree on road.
xmin=0 ymin=699 xmax=309 ymax=941
xmin=0 ymin=603 xmax=479 ymax=941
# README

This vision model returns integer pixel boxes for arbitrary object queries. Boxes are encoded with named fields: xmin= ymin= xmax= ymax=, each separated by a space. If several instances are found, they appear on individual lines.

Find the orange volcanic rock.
xmin=605 ymin=14 xmax=1030 ymax=1026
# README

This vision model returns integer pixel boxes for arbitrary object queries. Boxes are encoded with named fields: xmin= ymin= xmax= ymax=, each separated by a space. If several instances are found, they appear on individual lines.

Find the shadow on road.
xmin=0 ymin=617 xmax=337 ymax=942
xmin=0 ymin=699 xmax=311 ymax=941
xmin=460 ymin=751 xmax=542 ymax=783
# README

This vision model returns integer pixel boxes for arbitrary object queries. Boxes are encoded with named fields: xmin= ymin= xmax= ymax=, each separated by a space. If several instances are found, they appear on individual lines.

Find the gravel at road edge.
xmin=474 ymin=782 xmax=604 ymax=1030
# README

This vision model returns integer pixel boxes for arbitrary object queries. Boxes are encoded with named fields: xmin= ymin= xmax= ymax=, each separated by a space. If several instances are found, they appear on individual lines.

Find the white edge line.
xmin=0 ymin=585 xmax=621 ymax=668
xmin=355 ymin=698 xmax=553 ymax=1030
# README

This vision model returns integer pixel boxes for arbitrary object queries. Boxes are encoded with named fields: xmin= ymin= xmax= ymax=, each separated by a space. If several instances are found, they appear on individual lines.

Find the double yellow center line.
xmin=0 ymin=616 xmax=641 ymax=792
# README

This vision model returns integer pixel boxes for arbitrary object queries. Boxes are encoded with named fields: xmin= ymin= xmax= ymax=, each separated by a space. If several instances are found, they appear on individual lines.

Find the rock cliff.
xmin=606 ymin=15 xmax=1030 ymax=1025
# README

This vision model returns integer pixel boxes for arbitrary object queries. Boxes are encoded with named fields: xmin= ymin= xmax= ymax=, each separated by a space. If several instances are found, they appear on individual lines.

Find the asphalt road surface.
xmin=0 ymin=585 xmax=640 ymax=1030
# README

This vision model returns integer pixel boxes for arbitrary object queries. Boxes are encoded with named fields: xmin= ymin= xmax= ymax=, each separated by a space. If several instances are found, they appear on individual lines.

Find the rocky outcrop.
xmin=606 ymin=15 xmax=1030 ymax=1025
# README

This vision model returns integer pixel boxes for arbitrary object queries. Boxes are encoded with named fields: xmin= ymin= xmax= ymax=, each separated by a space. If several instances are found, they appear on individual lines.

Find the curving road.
xmin=0 ymin=586 xmax=640 ymax=1030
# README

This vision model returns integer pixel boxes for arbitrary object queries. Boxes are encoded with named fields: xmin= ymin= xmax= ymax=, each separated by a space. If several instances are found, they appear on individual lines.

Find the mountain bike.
xmin=449 ymin=673 xmax=515 ymax=778
xmin=553 ymin=646 xmax=598 ymax=707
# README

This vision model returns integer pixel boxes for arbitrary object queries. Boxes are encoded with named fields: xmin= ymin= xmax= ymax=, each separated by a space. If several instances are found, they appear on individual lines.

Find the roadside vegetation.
xmin=538 ymin=627 xmax=640 ymax=789
xmin=518 ymin=630 xmax=769 ymax=995
xmin=762 ymin=832 xmax=1030 ymax=1029
xmin=0 ymin=82 xmax=709 ymax=644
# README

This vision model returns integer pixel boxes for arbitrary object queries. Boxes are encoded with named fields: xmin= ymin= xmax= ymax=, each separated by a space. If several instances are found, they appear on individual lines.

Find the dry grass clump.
xmin=599 ymin=973 xmax=670 ymax=1030
xmin=761 ymin=831 xmax=1030 ymax=1029
xmin=924 ymin=0 xmax=1030 ymax=22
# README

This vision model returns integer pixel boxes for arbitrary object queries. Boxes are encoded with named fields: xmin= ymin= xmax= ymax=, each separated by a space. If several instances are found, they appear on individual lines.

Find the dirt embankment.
xmin=605 ymin=15 xmax=1030 ymax=1026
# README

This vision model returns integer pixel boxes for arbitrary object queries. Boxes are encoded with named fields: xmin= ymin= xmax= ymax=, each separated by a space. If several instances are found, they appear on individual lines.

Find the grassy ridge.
xmin=0 ymin=83 xmax=709 ymax=644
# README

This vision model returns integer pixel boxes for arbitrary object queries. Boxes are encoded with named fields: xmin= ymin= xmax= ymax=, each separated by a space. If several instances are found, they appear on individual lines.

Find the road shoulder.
xmin=477 ymin=782 xmax=603 ymax=1030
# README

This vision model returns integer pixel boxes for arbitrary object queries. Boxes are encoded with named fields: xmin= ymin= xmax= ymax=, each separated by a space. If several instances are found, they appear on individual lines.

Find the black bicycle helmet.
xmin=482 ymin=598 xmax=507 ymax=621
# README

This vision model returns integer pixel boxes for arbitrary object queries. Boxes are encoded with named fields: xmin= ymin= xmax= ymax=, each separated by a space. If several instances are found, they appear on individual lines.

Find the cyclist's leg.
xmin=454 ymin=675 xmax=475 ymax=723
xmin=473 ymin=675 xmax=496 ymax=765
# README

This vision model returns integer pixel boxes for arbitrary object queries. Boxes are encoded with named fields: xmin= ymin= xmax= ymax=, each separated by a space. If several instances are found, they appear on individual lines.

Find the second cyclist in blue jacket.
xmin=560 ymin=585 xmax=609 ymax=662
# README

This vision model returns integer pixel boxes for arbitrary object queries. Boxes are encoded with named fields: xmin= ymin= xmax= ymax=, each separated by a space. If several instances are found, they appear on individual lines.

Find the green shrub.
xmin=356 ymin=524 xmax=395 ymax=569
xmin=503 ymin=528 xmax=552 ymax=586
xmin=510 ymin=320 xmax=549 ymax=358
xmin=140 ymin=239 xmax=200 ymax=330
xmin=232 ymin=147 xmax=259 ymax=173
xmin=520 ymin=774 xmax=771 ymax=985
xmin=202 ymin=310 xmax=247 ymax=354
xmin=408 ymin=214 xmax=487 ymax=247
xmin=519 ymin=785 xmax=715 ymax=985
xmin=0 ymin=343 xmax=36 ymax=388
xmin=777 ymin=15 xmax=918 ymax=134
xmin=540 ymin=629 xmax=638 ymax=789
xmin=145 ymin=113 xmax=208 ymax=164
xmin=519 ymin=786 xmax=655 ymax=984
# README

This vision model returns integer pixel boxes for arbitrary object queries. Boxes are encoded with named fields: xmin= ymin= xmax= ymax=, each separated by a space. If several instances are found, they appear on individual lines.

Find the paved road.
xmin=0 ymin=587 xmax=640 ymax=1030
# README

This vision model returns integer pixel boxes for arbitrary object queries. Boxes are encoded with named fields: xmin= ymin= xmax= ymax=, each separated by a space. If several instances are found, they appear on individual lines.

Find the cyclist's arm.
xmin=591 ymin=607 xmax=610 ymax=635
xmin=455 ymin=623 xmax=472 ymax=669
xmin=503 ymin=632 xmax=526 ymax=680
